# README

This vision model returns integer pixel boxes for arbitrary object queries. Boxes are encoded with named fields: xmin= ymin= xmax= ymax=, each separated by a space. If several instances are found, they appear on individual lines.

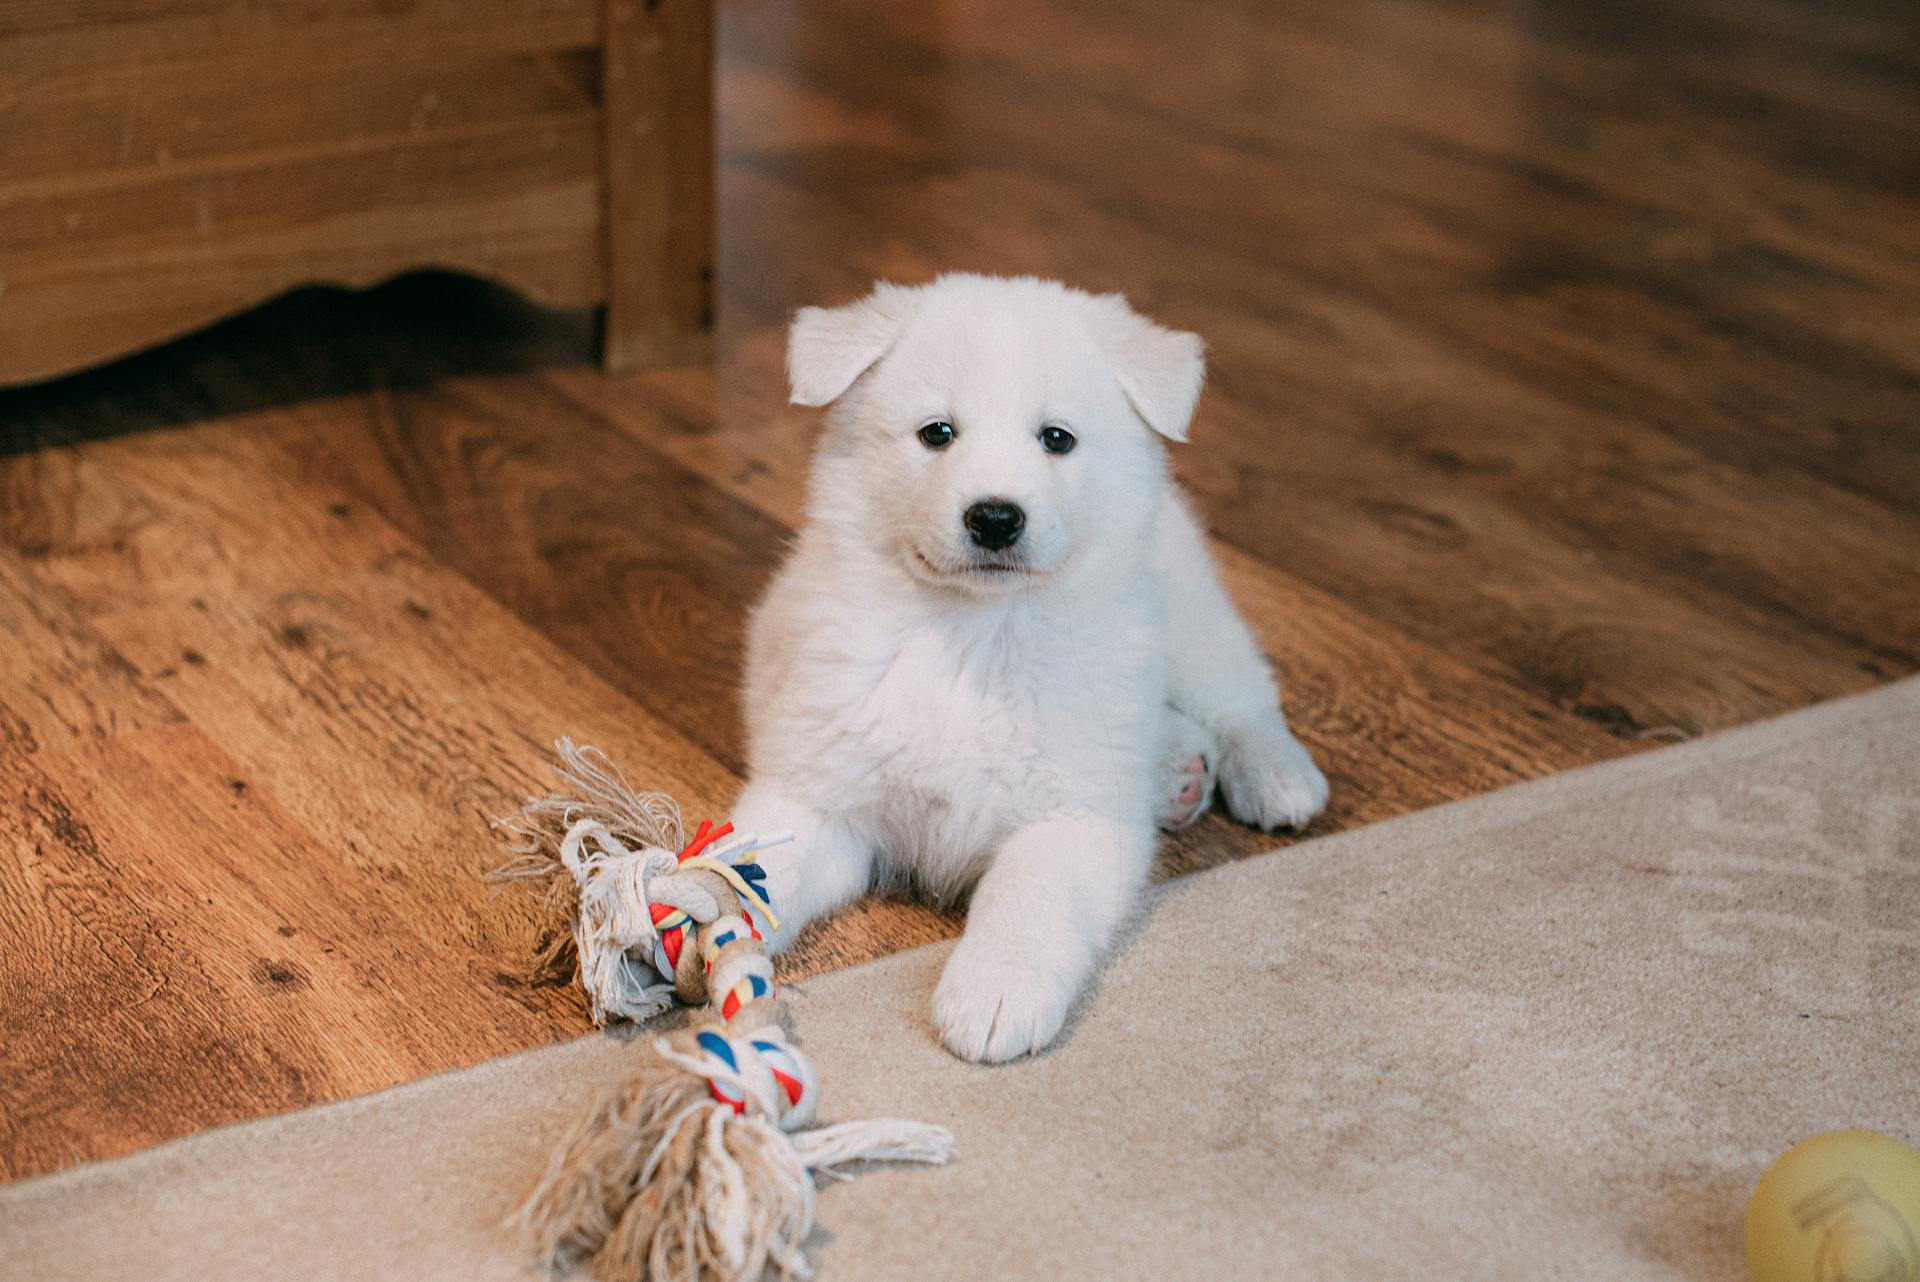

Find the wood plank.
xmin=1 ymin=47 xmax=600 ymax=187
xmin=1 ymin=723 xmax=426 ymax=1179
xmin=719 ymin=1 xmax=1920 ymax=514
xmin=259 ymin=376 xmax=788 ymax=775
xmin=2 ymin=412 xmax=741 ymax=854
xmin=1259 ymin=0 xmax=1920 ymax=510
xmin=0 ymin=419 xmax=745 ymax=1178
xmin=1179 ymin=315 xmax=1917 ymax=728
xmin=0 ymin=118 xmax=603 ymax=385
xmin=0 ymin=0 xmax=600 ymax=77
xmin=881 ymin=0 xmax=1920 ymax=274
xmin=676 ymin=61 xmax=1914 ymax=736
xmin=252 ymin=373 xmax=983 ymax=978
xmin=599 ymin=0 xmax=715 ymax=369
xmin=0 ymin=551 xmax=180 ymax=755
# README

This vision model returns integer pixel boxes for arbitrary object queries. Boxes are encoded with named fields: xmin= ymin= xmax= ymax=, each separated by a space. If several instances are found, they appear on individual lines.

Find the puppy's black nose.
xmin=963 ymin=500 xmax=1025 ymax=550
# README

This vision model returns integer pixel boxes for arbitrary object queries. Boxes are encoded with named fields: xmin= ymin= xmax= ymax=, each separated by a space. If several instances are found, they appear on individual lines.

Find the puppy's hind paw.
xmin=1159 ymin=754 xmax=1215 ymax=832
xmin=1218 ymin=716 xmax=1329 ymax=832
xmin=1158 ymin=709 xmax=1220 ymax=832
xmin=931 ymin=941 xmax=1072 ymax=1064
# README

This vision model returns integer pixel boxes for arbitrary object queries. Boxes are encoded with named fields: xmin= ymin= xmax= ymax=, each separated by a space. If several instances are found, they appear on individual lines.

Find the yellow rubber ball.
xmin=1746 ymin=1129 xmax=1920 ymax=1282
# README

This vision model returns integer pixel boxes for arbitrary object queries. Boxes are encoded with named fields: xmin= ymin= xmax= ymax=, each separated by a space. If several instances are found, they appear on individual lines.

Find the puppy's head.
xmin=788 ymin=274 xmax=1204 ymax=595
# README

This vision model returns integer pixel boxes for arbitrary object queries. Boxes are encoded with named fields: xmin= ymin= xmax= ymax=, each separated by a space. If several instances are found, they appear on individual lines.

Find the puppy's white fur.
xmin=737 ymin=275 xmax=1328 ymax=1063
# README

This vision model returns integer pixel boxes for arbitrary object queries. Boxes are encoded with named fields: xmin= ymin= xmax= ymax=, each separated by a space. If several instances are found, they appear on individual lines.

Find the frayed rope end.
xmin=511 ymin=1042 xmax=954 ymax=1282
xmin=491 ymin=742 xmax=954 ymax=1282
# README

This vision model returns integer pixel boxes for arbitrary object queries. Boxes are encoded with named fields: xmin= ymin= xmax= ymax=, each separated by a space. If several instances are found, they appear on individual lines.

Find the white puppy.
xmin=735 ymin=274 xmax=1328 ymax=1063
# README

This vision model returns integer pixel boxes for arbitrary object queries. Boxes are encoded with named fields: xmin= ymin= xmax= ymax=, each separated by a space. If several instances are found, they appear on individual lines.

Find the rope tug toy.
xmin=489 ymin=740 xmax=952 ymax=1282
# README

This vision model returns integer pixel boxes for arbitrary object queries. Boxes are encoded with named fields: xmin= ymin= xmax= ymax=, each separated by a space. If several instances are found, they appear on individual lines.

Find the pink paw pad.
xmin=1176 ymin=757 xmax=1206 ymax=807
xmin=1161 ymin=754 xmax=1212 ymax=832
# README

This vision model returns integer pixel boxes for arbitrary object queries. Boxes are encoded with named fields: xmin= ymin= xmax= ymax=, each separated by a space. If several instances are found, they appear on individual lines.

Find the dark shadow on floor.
xmin=0 ymin=272 xmax=600 ymax=457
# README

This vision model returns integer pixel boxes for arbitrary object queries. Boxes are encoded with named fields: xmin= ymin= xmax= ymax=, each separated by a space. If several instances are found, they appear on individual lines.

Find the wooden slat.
xmin=0 ymin=0 xmax=600 ymax=76
xmin=0 ymin=48 xmax=600 ymax=187
xmin=599 ymin=0 xmax=715 ymax=370
xmin=0 ymin=119 xmax=603 ymax=385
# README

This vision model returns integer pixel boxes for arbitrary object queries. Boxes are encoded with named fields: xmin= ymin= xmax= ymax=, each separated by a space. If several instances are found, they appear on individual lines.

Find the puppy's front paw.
xmin=931 ymin=940 xmax=1073 ymax=1064
xmin=1218 ymin=716 xmax=1329 ymax=832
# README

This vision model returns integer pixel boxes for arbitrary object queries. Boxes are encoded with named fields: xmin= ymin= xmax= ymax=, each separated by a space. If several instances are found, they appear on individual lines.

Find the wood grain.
xmin=0 ymin=0 xmax=712 ymax=385
xmin=0 ymin=117 xmax=605 ymax=386
xmin=258 ymin=378 xmax=786 ymax=775
xmin=3 ymin=0 xmax=1918 ymax=1182
xmin=599 ymin=0 xmax=716 ymax=370
xmin=0 ymin=428 xmax=737 ymax=1178
xmin=0 ymin=47 xmax=600 ymax=188
xmin=0 ymin=0 xmax=600 ymax=79
xmin=0 ymin=552 xmax=181 ymax=755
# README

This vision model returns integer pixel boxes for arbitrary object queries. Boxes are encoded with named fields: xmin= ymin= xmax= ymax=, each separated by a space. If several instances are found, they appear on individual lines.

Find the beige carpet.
xmin=4 ymin=679 xmax=1916 ymax=1281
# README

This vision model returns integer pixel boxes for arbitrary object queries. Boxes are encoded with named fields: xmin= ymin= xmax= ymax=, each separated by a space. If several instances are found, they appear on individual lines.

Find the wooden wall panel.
xmin=1 ymin=121 xmax=604 ymax=385
xmin=599 ymin=0 xmax=714 ymax=370
xmin=0 ymin=0 xmax=715 ymax=385
xmin=0 ymin=49 xmax=601 ymax=186
xmin=0 ymin=0 xmax=600 ymax=74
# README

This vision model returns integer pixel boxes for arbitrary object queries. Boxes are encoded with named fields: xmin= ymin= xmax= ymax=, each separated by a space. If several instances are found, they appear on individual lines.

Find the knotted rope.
xmin=489 ymin=741 xmax=952 ymax=1282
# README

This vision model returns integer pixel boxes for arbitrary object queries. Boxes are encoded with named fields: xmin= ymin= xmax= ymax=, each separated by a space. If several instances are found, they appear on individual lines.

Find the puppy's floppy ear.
xmin=787 ymin=282 xmax=918 ymax=407
xmin=1088 ymin=293 xmax=1207 ymax=442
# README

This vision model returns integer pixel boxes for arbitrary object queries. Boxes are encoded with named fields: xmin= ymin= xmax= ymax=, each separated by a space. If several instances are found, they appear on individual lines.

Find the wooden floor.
xmin=4 ymin=0 xmax=1918 ymax=1181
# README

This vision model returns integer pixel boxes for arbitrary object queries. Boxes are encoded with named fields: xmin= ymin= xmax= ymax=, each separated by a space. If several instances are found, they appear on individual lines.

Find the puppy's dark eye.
xmin=918 ymin=421 xmax=955 ymax=450
xmin=1039 ymin=425 xmax=1077 ymax=455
